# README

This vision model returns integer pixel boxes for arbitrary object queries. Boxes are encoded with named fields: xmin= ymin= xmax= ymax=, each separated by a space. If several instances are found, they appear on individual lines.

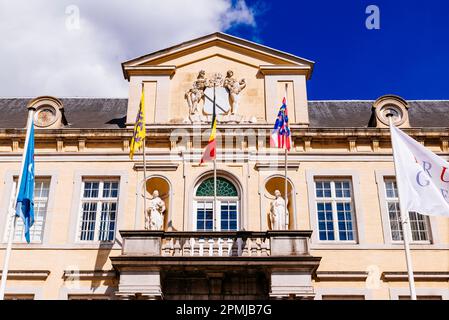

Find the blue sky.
xmin=229 ymin=0 xmax=449 ymax=100
xmin=1 ymin=0 xmax=447 ymax=99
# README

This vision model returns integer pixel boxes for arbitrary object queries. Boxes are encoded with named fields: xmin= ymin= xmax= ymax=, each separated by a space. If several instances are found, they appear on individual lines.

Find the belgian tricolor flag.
xmin=200 ymin=88 xmax=217 ymax=164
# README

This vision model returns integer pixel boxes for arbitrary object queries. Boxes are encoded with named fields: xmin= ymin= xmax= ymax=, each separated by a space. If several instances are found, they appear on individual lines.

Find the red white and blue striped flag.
xmin=270 ymin=97 xmax=291 ymax=151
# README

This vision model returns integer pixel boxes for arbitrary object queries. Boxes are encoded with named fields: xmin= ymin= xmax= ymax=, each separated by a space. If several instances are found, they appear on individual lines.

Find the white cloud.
xmin=0 ymin=0 xmax=257 ymax=97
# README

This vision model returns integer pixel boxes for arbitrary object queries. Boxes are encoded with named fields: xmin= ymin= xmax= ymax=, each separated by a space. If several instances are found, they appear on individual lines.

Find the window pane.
xmin=98 ymin=202 xmax=117 ymax=241
xmin=83 ymin=182 xmax=99 ymax=198
xmin=14 ymin=179 xmax=49 ymax=243
xmin=220 ymin=201 xmax=238 ymax=231
xmin=4 ymin=294 xmax=35 ymax=300
xmin=335 ymin=181 xmax=351 ymax=198
xmin=80 ymin=202 xmax=97 ymax=241
xmin=103 ymin=182 xmax=119 ymax=198
xmin=385 ymin=180 xmax=398 ymax=198
xmin=399 ymin=295 xmax=442 ymax=300
xmin=196 ymin=201 xmax=214 ymax=231
xmin=317 ymin=201 xmax=334 ymax=240
xmin=409 ymin=211 xmax=430 ymax=241
xmin=388 ymin=201 xmax=403 ymax=241
xmin=336 ymin=201 xmax=354 ymax=241
xmin=315 ymin=181 xmax=331 ymax=198
xmin=385 ymin=180 xmax=430 ymax=243
xmin=322 ymin=295 xmax=365 ymax=300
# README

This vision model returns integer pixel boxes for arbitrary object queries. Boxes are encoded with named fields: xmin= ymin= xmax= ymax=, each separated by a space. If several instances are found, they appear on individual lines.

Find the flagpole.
xmin=213 ymin=84 xmax=217 ymax=231
xmin=141 ymin=84 xmax=148 ymax=229
xmin=143 ymin=136 xmax=148 ymax=229
xmin=0 ymin=108 xmax=35 ymax=300
xmin=284 ymin=84 xmax=288 ymax=230
xmin=387 ymin=114 xmax=417 ymax=300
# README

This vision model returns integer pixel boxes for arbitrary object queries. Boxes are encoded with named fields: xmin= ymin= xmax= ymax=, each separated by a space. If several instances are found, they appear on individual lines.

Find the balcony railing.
xmin=161 ymin=232 xmax=269 ymax=257
xmin=119 ymin=230 xmax=312 ymax=257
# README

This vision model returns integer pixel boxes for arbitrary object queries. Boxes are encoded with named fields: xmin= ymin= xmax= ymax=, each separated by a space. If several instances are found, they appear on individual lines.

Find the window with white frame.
xmin=68 ymin=294 xmax=112 ymax=300
xmin=384 ymin=179 xmax=431 ymax=243
xmin=3 ymin=178 xmax=50 ymax=243
xmin=398 ymin=295 xmax=442 ymax=300
xmin=193 ymin=177 xmax=239 ymax=231
xmin=314 ymin=179 xmax=356 ymax=242
xmin=4 ymin=294 xmax=35 ymax=300
xmin=321 ymin=295 xmax=365 ymax=300
xmin=77 ymin=179 xmax=119 ymax=242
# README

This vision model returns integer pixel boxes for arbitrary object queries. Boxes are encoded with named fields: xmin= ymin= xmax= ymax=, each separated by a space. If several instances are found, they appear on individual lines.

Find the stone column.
xmin=267 ymin=231 xmax=316 ymax=299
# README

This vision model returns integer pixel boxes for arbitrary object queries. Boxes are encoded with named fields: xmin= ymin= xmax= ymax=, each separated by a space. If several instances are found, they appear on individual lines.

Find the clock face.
xmin=35 ymin=107 xmax=57 ymax=127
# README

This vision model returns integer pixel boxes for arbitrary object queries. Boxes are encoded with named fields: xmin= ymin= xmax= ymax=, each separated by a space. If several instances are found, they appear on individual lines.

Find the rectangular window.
xmin=315 ymin=179 xmax=356 ymax=242
xmin=68 ymin=294 xmax=111 ymax=300
xmin=321 ymin=295 xmax=365 ymax=300
xmin=196 ymin=201 xmax=214 ymax=231
xmin=77 ymin=179 xmax=119 ymax=242
xmin=220 ymin=200 xmax=238 ymax=231
xmin=4 ymin=294 xmax=34 ymax=300
xmin=3 ymin=178 xmax=50 ymax=243
xmin=398 ymin=295 xmax=442 ymax=300
xmin=384 ymin=179 xmax=431 ymax=243
xmin=195 ymin=200 xmax=239 ymax=231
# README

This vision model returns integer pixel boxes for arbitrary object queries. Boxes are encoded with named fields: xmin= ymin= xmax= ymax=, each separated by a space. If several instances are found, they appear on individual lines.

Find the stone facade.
xmin=0 ymin=33 xmax=448 ymax=300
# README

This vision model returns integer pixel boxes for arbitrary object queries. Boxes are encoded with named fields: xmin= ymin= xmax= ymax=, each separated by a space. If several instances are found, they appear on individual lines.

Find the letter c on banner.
xmin=416 ymin=170 xmax=430 ymax=187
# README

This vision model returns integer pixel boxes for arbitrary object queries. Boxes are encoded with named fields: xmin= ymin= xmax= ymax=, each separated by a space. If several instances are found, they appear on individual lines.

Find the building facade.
xmin=0 ymin=32 xmax=448 ymax=300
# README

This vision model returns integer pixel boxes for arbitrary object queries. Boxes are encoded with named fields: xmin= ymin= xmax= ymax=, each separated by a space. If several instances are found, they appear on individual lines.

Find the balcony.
xmin=111 ymin=230 xmax=321 ymax=300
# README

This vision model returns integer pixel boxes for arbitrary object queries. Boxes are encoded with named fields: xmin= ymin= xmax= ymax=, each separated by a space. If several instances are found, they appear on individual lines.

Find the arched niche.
xmin=263 ymin=175 xmax=296 ymax=230
xmin=143 ymin=175 xmax=172 ymax=231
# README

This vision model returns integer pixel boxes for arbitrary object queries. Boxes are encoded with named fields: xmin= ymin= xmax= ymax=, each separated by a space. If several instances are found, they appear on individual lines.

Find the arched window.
xmin=193 ymin=176 xmax=240 ymax=231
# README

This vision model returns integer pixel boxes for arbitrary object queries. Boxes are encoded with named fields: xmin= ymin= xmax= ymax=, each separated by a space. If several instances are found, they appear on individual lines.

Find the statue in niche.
xmin=223 ymin=70 xmax=246 ymax=114
xmin=269 ymin=190 xmax=289 ymax=230
xmin=185 ymin=70 xmax=208 ymax=115
xmin=145 ymin=190 xmax=166 ymax=230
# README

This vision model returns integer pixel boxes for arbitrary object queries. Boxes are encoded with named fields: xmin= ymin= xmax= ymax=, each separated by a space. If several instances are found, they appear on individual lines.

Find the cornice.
xmin=0 ymin=270 xmax=50 ymax=280
xmin=133 ymin=163 xmax=179 ymax=171
xmin=0 ymin=127 xmax=448 ymax=138
xmin=382 ymin=272 xmax=449 ymax=282
xmin=122 ymin=65 xmax=176 ymax=80
xmin=62 ymin=270 xmax=116 ymax=280
xmin=259 ymin=65 xmax=311 ymax=77
xmin=315 ymin=271 xmax=368 ymax=281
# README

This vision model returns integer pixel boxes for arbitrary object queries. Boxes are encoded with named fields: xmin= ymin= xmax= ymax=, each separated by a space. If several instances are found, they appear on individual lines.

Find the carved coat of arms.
xmin=185 ymin=70 xmax=246 ymax=116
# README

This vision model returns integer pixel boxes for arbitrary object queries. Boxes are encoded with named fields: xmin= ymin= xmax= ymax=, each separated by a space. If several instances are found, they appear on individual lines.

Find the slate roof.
xmin=0 ymin=98 xmax=448 ymax=129
xmin=0 ymin=98 xmax=127 ymax=129
xmin=308 ymin=100 xmax=449 ymax=128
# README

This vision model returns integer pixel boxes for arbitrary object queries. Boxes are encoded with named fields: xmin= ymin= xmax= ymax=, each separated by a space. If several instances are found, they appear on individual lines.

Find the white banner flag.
xmin=391 ymin=125 xmax=449 ymax=217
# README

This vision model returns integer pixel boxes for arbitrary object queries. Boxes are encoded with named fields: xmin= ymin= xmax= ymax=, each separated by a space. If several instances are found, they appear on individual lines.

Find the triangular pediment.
xmin=122 ymin=32 xmax=314 ymax=79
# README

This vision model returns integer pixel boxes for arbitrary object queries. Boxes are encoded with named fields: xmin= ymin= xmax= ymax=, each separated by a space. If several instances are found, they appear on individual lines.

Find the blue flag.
xmin=15 ymin=123 xmax=35 ymax=243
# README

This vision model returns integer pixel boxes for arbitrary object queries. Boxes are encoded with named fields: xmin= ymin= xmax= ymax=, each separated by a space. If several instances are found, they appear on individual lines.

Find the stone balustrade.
xmin=120 ymin=230 xmax=312 ymax=257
